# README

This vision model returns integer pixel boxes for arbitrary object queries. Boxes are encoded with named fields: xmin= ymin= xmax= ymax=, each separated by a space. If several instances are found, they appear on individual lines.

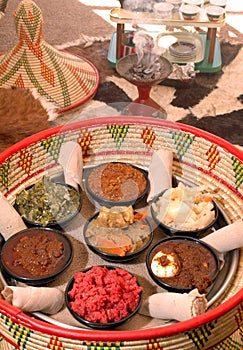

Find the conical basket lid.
xmin=0 ymin=0 xmax=99 ymax=113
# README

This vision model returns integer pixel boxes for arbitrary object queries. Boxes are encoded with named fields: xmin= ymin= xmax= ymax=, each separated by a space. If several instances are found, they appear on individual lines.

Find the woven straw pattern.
xmin=0 ymin=0 xmax=99 ymax=112
xmin=0 ymin=318 xmax=243 ymax=350
xmin=0 ymin=0 xmax=8 ymax=13
xmin=0 ymin=117 xmax=242 ymax=349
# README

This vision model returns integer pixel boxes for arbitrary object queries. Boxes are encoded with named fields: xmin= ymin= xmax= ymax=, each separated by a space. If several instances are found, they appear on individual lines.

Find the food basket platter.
xmin=0 ymin=177 xmax=238 ymax=330
xmin=27 ymin=195 xmax=240 ymax=328
xmin=0 ymin=116 xmax=242 ymax=350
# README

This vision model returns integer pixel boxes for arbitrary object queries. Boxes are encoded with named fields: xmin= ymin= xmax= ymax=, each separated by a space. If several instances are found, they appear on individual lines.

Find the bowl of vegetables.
xmin=83 ymin=206 xmax=153 ymax=262
xmin=14 ymin=176 xmax=82 ymax=228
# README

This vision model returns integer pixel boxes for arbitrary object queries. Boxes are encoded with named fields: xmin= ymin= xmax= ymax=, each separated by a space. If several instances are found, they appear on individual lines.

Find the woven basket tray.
xmin=0 ymin=117 xmax=242 ymax=350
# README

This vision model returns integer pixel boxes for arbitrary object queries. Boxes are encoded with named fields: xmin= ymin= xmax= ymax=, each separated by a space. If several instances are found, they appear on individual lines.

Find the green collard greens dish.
xmin=15 ymin=177 xmax=82 ymax=227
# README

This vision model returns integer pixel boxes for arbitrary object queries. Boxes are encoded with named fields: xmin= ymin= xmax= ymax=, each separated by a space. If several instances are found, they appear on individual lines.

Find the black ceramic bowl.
xmin=146 ymin=236 xmax=220 ymax=294
xmin=150 ymin=190 xmax=218 ymax=237
xmin=14 ymin=178 xmax=82 ymax=228
xmin=65 ymin=265 xmax=142 ymax=329
xmin=0 ymin=233 xmax=5 ymax=251
xmin=83 ymin=210 xmax=153 ymax=263
xmin=84 ymin=162 xmax=149 ymax=208
xmin=0 ymin=227 xmax=73 ymax=286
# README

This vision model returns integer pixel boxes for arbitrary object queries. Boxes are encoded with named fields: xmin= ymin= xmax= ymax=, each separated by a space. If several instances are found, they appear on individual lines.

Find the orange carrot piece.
xmin=134 ymin=210 xmax=147 ymax=221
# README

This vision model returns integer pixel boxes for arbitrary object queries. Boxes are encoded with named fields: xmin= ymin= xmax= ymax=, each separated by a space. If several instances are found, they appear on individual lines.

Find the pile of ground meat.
xmin=68 ymin=266 xmax=142 ymax=324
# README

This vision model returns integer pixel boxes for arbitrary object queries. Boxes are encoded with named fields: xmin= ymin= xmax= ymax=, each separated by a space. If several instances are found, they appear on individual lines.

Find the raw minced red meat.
xmin=68 ymin=266 xmax=142 ymax=323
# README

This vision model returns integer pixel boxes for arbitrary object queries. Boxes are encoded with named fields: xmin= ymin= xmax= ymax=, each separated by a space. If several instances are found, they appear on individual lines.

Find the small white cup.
xmin=154 ymin=2 xmax=174 ymax=18
xmin=180 ymin=4 xmax=201 ymax=20
xmin=206 ymin=5 xmax=225 ymax=21
xmin=183 ymin=0 xmax=204 ymax=7
xmin=209 ymin=0 xmax=227 ymax=8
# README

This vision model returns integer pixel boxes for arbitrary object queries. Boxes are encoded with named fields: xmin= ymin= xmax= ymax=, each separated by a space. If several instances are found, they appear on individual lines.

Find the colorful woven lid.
xmin=0 ymin=0 xmax=8 ymax=14
xmin=0 ymin=0 xmax=99 ymax=113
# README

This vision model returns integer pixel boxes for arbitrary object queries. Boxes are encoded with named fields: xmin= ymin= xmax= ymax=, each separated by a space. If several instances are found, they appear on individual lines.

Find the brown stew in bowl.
xmin=147 ymin=237 xmax=220 ymax=294
xmin=87 ymin=162 xmax=148 ymax=202
xmin=1 ymin=228 xmax=73 ymax=282
xmin=11 ymin=233 xmax=64 ymax=277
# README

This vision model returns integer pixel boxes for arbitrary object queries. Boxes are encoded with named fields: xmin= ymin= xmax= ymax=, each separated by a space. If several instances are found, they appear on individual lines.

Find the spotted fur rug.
xmin=0 ymin=28 xmax=242 ymax=153
xmin=57 ymin=30 xmax=243 ymax=148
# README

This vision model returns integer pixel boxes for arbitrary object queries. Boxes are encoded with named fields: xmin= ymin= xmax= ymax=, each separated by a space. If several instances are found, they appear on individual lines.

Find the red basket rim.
xmin=0 ymin=116 xmax=242 ymax=341
xmin=0 ymin=116 xmax=242 ymax=162
xmin=1 ymin=288 xmax=242 ymax=341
